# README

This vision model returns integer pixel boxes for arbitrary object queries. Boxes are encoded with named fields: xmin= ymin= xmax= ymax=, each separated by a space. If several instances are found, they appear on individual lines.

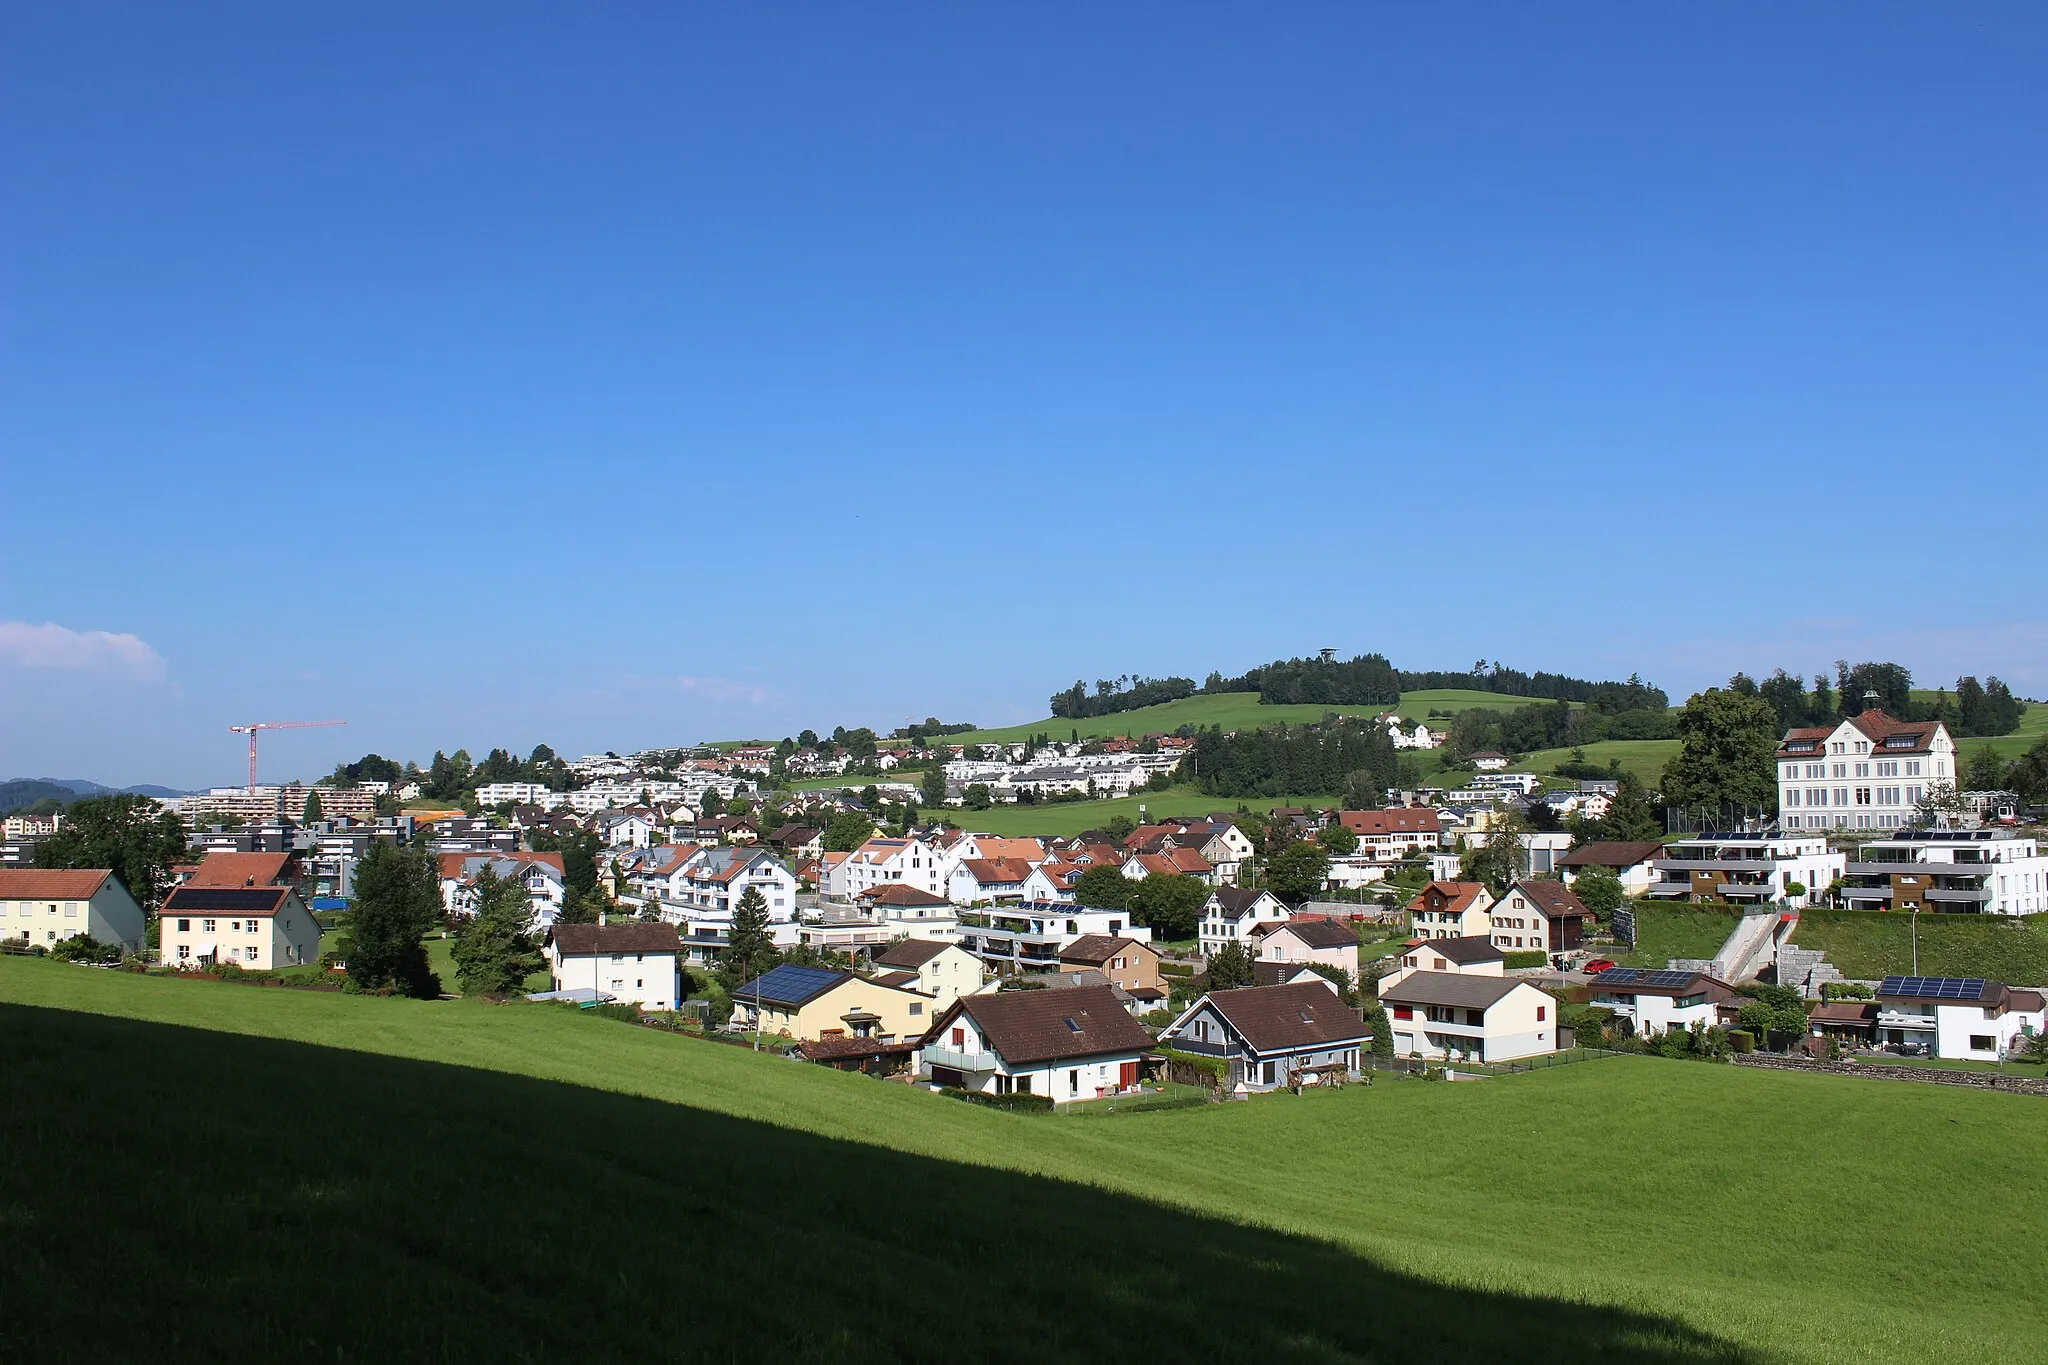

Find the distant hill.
xmin=0 ymin=778 xmax=188 ymax=816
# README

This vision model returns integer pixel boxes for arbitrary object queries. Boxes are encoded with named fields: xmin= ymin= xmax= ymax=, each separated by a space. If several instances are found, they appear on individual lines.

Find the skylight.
xmin=1063 ymin=1017 xmax=1083 ymax=1033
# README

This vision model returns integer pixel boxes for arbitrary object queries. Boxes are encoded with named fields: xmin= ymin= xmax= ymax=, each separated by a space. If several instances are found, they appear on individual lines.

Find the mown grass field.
xmin=1788 ymin=909 xmax=2048 ymax=984
xmin=1618 ymin=903 xmax=1747 ymax=968
xmin=4 ymin=957 xmax=2045 ymax=1362
xmin=937 ymin=688 xmax=1539 ymax=748
xmin=1520 ymin=737 xmax=1681 ymax=785
xmin=941 ymin=787 xmax=1332 ymax=838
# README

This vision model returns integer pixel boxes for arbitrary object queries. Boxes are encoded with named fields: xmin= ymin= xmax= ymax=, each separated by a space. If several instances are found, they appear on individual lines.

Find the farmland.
xmin=4 ymin=957 xmax=2045 ymax=1363
xmin=932 ymin=688 xmax=1555 ymax=748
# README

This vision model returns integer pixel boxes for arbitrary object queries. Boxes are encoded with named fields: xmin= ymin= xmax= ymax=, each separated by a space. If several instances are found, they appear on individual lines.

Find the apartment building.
xmin=1777 ymin=710 xmax=1955 ymax=833
xmin=1643 ymin=834 xmax=1843 ymax=907
xmin=1840 ymin=831 xmax=2048 ymax=916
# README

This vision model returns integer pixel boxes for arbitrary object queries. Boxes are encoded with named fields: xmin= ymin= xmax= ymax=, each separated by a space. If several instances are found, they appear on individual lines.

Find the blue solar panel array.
xmin=1590 ymin=968 xmax=1697 ymax=988
xmin=741 ymin=964 xmax=847 ymax=1006
xmin=1878 ymin=976 xmax=1987 ymax=999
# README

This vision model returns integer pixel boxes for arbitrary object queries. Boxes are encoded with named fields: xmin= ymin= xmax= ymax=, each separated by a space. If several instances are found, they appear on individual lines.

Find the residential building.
xmin=1159 ymin=981 xmax=1367 ymax=1090
xmin=0 ymin=869 xmax=148 ymax=952
xmin=1336 ymin=808 xmax=1444 ymax=861
xmin=544 ymin=921 xmax=683 ymax=1012
xmin=954 ymin=903 xmax=1150 ymax=976
xmin=1492 ymin=880 xmax=1594 ymax=956
xmin=1121 ymin=847 xmax=1215 ymax=885
xmin=1643 ymin=834 xmax=1842 ymax=907
xmin=1377 ymin=936 xmax=1503 ymax=991
xmin=160 ymin=884 xmax=320 ymax=970
xmin=1873 ymin=975 xmax=2047 ymax=1059
xmin=1557 ymin=840 xmax=1668 ymax=896
xmin=871 ymin=938 xmax=986 ymax=1006
xmin=947 ymin=857 xmax=1035 ymax=906
xmin=1776 ymin=709 xmax=1956 ymax=833
xmin=1587 ymin=968 xmax=1736 ymax=1038
xmin=767 ymin=824 xmax=824 ymax=862
xmin=437 ymin=852 xmax=568 ymax=929
xmin=1057 ymin=935 xmax=1166 ymax=1012
xmin=920 ymin=983 xmax=1154 ymax=1102
xmin=1378 ymin=972 xmax=1558 ymax=1061
xmin=858 ymin=884 xmax=961 ymax=938
xmin=1469 ymin=752 xmax=1510 ymax=771
xmin=729 ymin=964 xmax=934 ymax=1043
xmin=1252 ymin=919 xmax=1360 ymax=984
xmin=667 ymin=846 xmax=798 ymax=921
xmin=1839 ymin=831 xmax=2048 ymax=916
xmin=1253 ymin=961 xmax=1333 ymax=989
xmin=473 ymin=782 xmax=562 ymax=809
xmin=1407 ymin=881 xmax=1495 ymax=940
xmin=1199 ymin=887 xmax=1289 ymax=956
xmin=825 ymin=836 xmax=953 ymax=902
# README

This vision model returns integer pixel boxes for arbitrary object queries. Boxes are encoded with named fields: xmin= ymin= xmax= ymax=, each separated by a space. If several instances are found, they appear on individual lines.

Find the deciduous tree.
xmin=33 ymin=794 xmax=187 ymax=910
xmin=1661 ymin=688 xmax=1780 ymax=815
xmin=1263 ymin=840 xmax=1330 ymax=904
xmin=1205 ymin=940 xmax=1257 ymax=990
xmin=1072 ymin=865 xmax=1133 ymax=911
xmin=1127 ymin=873 xmax=1205 ymax=940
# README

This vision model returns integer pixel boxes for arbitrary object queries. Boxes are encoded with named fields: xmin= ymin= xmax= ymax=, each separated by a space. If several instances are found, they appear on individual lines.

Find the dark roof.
xmin=1808 ymin=1001 xmax=1878 ymax=1025
xmin=1559 ymin=840 xmax=1665 ymax=869
xmin=1271 ymin=919 xmax=1358 ymax=949
xmin=873 ymin=938 xmax=953 ymax=969
xmin=1590 ymin=967 xmax=1731 ymax=999
xmin=1253 ymin=961 xmax=1327 ymax=988
xmin=795 ymin=1036 xmax=917 ymax=1061
xmin=1509 ymin=879 xmax=1593 ymax=921
xmin=547 ymin=921 xmax=685 ymax=956
xmin=163 ymin=886 xmax=291 ymax=915
xmin=871 ymin=970 xmax=920 ymax=989
xmin=864 ymin=885 xmax=952 ymax=908
xmin=1197 ymin=982 xmax=1368 ymax=1054
xmin=733 ymin=964 xmax=853 ymax=1008
xmin=1412 ymin=935 xmax=1502 ymax=965
xmin=1058 ymin=934 xmax=1141 ymax=966
xmin=1875 ymin=976 xmax=2002 ymax=1005
xmin=1208 ymin=887 xmax=1276 ymax=918
xmin=1378 ymin=972 xmax=1526 ymax=1010
xmin=940 ymin=984 xmax=1153 ymax=1065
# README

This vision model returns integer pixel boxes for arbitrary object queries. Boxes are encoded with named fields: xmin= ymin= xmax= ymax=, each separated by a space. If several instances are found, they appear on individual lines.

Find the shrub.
xmin=1728 ymin=1029 xmax=1756 ymax=1053
xmin=1822 ymin=981 xmax=1874 ymax=1001
xmin=1502 ymin=950 xmax=1548 ymax=970
xmin=940 ymin=1087 xmax=1055 ymax=1114
xmin=1156 ymin=1045 xmax=1230 ymax=1087
xmin=49 ymin=935 xmax=122 ymax=966
xmin=588 ymin=1002 xmax=641 ymax=1023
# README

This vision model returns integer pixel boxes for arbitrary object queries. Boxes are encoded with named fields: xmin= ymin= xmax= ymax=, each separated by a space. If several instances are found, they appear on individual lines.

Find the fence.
xmin=1731 ymin=1052 xmax=2048 ymax=1095
xmin=1364 ymin=1047 xmax=1628 ymax=1078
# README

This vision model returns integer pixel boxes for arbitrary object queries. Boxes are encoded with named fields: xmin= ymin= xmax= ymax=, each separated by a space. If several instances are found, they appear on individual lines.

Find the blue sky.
xmin=4 ymin=4 xmax=2044 ymax=788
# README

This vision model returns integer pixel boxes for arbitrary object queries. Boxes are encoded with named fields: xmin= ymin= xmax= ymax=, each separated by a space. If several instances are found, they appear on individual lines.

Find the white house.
xmin=1493 ymin=880 xmax=1595 ymax=956
xmin=1643 ymin=834 xmax=1843 ymax=908
xmin=1377 ymin=971 xmax=1559 ymax=1062
xmin=665 ymin=846 xmax=798 ymax=921
xmin=593 ymin=810 xmax=660 ymax=849
xmin=948 ymin=857 xmax=1035 ymax=906
xmin=1558 ymin=841 xmax=1668 ymax=896
xmin=437 ymin=852 xmax=568 ymax=930
xmin=1376 ymin=936 xmax=1503 ymax=992
xmin=543 ymin=920 xmax=684 ymax=1011
xmin=1776 ymin=709 xmax=1956 ymax=833
xmin=1873 ymin=976 xmax=2047 ymax=1059
xmin=1406 ymin=881 xmax=1495 ymax=940
xmin=1586 ymin=967 xmax=1736 ymax=1039
xmin=1199 ymin=887 xmax=1289 ymax=956
xmin=1839 ymin=831 xmax=2048 ymax=915
xmin=0 ymin=869 xmax=148 ymax=953
xmin=160 ymin=884 xmax=321 ymax=970
xmin=824 ymin=836 xmax=955 ymax=903
xmin=1469 ymin=752 xmax=1510 ymax=771
xmin=920 ymin=983 xmax=1154 ymax=1102
xmin=953 ymin=903 xmax=1150 ymax=977
xmin=1336 ymin=808 xmax=1445 ymax=861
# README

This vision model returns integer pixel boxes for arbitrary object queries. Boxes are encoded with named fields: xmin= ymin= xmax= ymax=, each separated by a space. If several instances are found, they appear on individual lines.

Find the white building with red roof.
xmin=0 ymin=869 xmax=147 ymax=953
xmin=1776 ymin=709 xmax=1956 ymax=833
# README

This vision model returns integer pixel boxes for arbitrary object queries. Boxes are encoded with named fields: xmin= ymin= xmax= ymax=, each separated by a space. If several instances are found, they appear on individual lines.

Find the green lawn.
xmin=1518 ymin=738 xmax=1681 ymax=786
xmin=945 ymin=787 xmax=1335 ymax=837
xmin=1618 ymin=903 xmax=1746 ymax=968
xmin=935 ymin=689 xmax=1540 ymax=748
xmin=1787 ymin=909 xmax=2048 ymax=984
xmin=4 ymin=957 xmax=2045 ymax=1362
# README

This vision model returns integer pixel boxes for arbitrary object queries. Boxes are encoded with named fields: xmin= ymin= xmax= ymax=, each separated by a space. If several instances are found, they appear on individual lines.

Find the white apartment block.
xmin=474 ymin=782 xmax=566 ymax=809
xmin=1777 ymin=711 xmax=1954 ymax=833
xmin=1840 ymin=831 xmax=2048 ymax=916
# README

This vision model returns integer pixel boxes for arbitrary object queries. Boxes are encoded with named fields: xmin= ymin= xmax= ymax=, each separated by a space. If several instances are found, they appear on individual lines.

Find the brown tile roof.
xmin=1253 ymin=961 xmax=1326 ymax=987
xmin=1199 ymin=981 xmax=1368 ymax=1053
xmin=973 ymin=837 xmax=1048 ymax=864
xmin=1209 ymin=887 xmax=1278 ymax=919
xmin=1808 ymin=1001 xmax=1878 ymax=1025
xmin=1407 ymin=881 xmax=1488 ymax=916
xmin=862 ymin=884 xmax=952 ymax=908
xmin=1558 ymin=840 xmax=1665 ymax=870
xmin=873 ymin=938 xmax=954 ymax=969
xmin=1271 ymin=919 xmax=1358 ymax=949
xmin=1058 ymin=934 xmax=1141 ymax=966
xmin=1509 ymin=879 xmax=1593 ymax=921
xmin=1406 ymin=935 xmax=1503 ymax=965
xmin=940 ymin=984 xmax=1153 ymax=1065
xmin=437 ymin=850 xmax=566 ymax=881
xmin=185 ymin=852 xmax=296 ymax=888
xmin=871 ymin=970 xmax=920 ymax=989
xmin=795 ymin=1036 xmax=918 ymax=1061
xmin=1338 ymin=809 xmax=1443 ymax=837
xmin=548 ymin=922 xmax=684 ymax=955
xmin=2010 ymin=989 xmax=2045 ymax=1013
xmin=960 ymin=857 xmax=1032 ymax=885
xmin=0 ymin=869 xmax=114 ymax=900
xmin=1379 ymin=971 xmax=1526 ymax=1010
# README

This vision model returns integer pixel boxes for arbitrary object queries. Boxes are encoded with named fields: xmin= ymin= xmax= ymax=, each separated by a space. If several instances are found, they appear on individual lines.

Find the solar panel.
xmin=1879 ymin=976 xmax=1986 ymax=999
xmin=1639 ymin=970 xmax=1696 ymax=989
xmin=166 ymin=887 xmax=283 ymax=911
xmin=747 ymin=964 xmax=844 ymax=1004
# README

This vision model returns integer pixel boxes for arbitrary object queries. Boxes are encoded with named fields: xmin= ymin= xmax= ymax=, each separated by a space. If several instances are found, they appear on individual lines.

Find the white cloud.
xmin=672 ymin=675 xmax=770 ymax=705
xmin=0 ymin=621 xmax=168 ymax=680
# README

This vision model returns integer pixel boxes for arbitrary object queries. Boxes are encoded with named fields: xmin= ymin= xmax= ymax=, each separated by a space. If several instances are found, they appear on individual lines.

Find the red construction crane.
xmin=227 ymin=720 xmax=347 ymax=793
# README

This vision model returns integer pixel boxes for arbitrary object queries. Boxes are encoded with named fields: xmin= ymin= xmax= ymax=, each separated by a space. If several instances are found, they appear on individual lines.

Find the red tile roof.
xmin=0 ymin=869 xmax=113 ymax=900
xmin=1407 ymin=881 xmax=1488 ymax=916
xmin=185 ymin=852 xmax=296 ymax=888
xmin=1338 ymin=809 xmax=1443 ymax=838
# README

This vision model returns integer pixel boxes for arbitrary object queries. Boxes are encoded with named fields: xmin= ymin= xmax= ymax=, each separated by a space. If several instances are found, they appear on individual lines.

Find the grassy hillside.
xmin=1620 ymin=904 xmax=1747 ymax=968
xmin=943 ymin=788 xmax=1335 ymax=838
xmin=1519 ymin=738 xmax=1681 ymax=785
xmin=4 ymin=958 xmax=2045 ymax=1363
xmin=937 ymin=689 xmax=1549 ymax=748
xmin=1788 ymin=909 xmax=2048 ymax=985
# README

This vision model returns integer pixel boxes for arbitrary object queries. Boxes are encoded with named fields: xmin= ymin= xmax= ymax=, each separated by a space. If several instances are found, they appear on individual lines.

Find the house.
xmin=1253 ymin=919 xmax=1360 ymax=984
xmin=859 ymin=884 xmax=961 ymax=938
xmin=1376 ymin=972 xmax=1560 ymax=1062
xmin=0 ymin=869 xmax=148 ymax=953
xmin=1121 ymin=847 xmax=1216 ymax=885
xmin=180 ymin=851 xmax=301 ymax=891
xmin=1160 ymin=981 xmax=1368 ymax=1090
xmin=1558 ymin=841 xmax=1667 ymax=896
xmin=920 ymin=983 xmax=1155 ymax=1102
xmin=1253 ymin=960 xmax=1334 ymax=989
xmin=825 ymin=836 xmax=953 ymax=902
xmin=955 ymin=903 xmax=1149 ymax=976
xmin=1873 ymin=976 xmax=2047 ymax=1059
xmin=1057 ymin=935 xmax=1166 ymax=1012
xmin=1493 ymin=880 xmax=1594 ymax=957
xmin=544 ymin=920 xmax=683 ymax=1012
xmin=1587 ymin=968 xmax=1736 ymax=1039
xmin=1199 ymin=887 xmax=1289 ymax=956
xmin=437 ymin=852 xmax=568 ymax=929
xmin=1377 ymin=936 xmax=1503 ymax=991
xmin=948 ymin=857 xmax=1035 ymax=906
xmin=1643 ymin=834 xmax=1844 ymax=908
xmin=592 ymin=810 xmax=660 ymax=849
xmin=1469 ymin=752 xmax=1510 ymax=771
xmin=1838 ymin=831 xmax=2048 ymax=916
xmin=767 ymin=824 xmax=824 ymax=862
xmin=1407 ymin=881 xmax=1495 ymax=940
xmin=871 ymin=938 xmax=986 ymax=1006
xmin=1336 ymin=809 xmax=1445 ymax=861
xmin=668 ymin=846 xmax=798 ymax=921
xmin=1777 ymin=709 xmax=1956 ymax=833
xmin=729 ymin=964 xmax=936 ymax=1042
xmin=160 ymin=884 xmax=321 ymax=970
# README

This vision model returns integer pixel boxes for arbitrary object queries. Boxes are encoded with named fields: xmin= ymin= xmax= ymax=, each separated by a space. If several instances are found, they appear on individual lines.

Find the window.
xmin=951 ymin=1027 xmax=965 ymax=1047
xmin=1969 ymin=1035 xmax=1995 ymax=1052
xmin=1392 ymin=1006 xmax=1413 ymax=1020
xmin=178 ymin=919 xmax=191 ymax=932
xmin=1536 ymin=1005 xmax=1546 ymax=1021
xmin=249 ymin=920 xmax=262 ymax=934
xmin=177 ymin=944 xmax=191 ymax=960
xmin=1907 ymin=761 xmax=1921 ymax=777
xmin=1854 ymin=763 xmax=1869 ymax=779
xmin=1877 ymin=761 xmax=1898 ymax=778
xmin=908 ymin=1002 xmax=922 ymax=1016
xmin=1856 ymin=788 xmax=1871 ymax=806
xmin=202 ymin=919 xmax=216 ymax=933
xmin=1069 ymin=1069 xmax=1080 ymax=1095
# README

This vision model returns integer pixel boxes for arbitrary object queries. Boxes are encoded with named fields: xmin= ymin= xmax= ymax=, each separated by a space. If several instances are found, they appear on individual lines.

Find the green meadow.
xmin=4 ymin=956 xmax=2044 ymax=1363
xmin=935 ymin=688 xmax=1535 ymax=748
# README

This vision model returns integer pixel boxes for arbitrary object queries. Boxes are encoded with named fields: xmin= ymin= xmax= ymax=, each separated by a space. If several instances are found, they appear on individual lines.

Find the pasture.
xmin=3 ymin=956 xmax=2044 ymax=1363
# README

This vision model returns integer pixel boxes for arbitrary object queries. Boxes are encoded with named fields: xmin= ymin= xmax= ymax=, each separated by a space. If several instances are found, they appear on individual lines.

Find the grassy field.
xmin=944 ymin=788 xmax=1334 ymax=838
xmin=1788 ymin=909 xmax=2048 ymax=984
xmin=3 ymin=957 xmax=2044 ymax=1362
xmin=1619 ymin=903 xmax=1746 ymax=968
xmin=937 ymin=689 xmax=1542 ymax=748
xmin=1519 ymin=738 xmax=1680 ymax=786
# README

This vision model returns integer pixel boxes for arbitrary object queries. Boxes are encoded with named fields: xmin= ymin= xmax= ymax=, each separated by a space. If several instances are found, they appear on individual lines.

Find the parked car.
xmin=1580 ymin=958 xmax=1617 ymax=976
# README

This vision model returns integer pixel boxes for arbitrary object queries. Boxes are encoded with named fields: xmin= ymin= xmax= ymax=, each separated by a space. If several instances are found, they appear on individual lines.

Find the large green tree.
xmin=1263 ymin=840 xmax=1330 ymax=904
xmin=338 ymin=842 xmax=442 ymax=998
xmin=1205 ymin=940 xmax=1257 ymax=990
xmin=34 ymin=794 xmax=187 ymax=910
xmin=1317 ymin=822 xmax=1359 ymax=855
xmin=717 ymin=886 xmax=777 ymax=994
xmin=1071 ymin=865 xmax=1133 ymax=911
xmin=919 ymin=765 xmax=948 ymax=808
xmin=1572 ymin=864 xmax=1625 ymax=917
xmin=823 ymin=811 xmax=874 ymax=853
xmin=1461 ymin=812 xmax=1528 ymax=897
xmin=450 ymin=866 xmax=543 ymax=995
xmin=1127 ymin=873 xmax=1206 ymax=940
xmin=1661 ymin=687 xmax=1781 ymax=815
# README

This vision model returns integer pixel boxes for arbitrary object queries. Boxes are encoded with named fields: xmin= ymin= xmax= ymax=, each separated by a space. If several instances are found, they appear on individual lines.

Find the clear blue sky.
xmin=4 ymin=4 xmax=2044 ymax=788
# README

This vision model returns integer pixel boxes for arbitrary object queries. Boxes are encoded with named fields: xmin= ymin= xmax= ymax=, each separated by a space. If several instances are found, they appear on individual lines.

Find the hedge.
xmin=1502 ymin=950 xmax=1548 ymax=970
xmin=940 ymin=1087 xmax=1055 ymax=1114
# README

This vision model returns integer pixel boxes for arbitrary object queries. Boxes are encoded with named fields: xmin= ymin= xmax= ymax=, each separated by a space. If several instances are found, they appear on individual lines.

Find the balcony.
xmin=1875 ymin=1010 xmax=1936 ymax=1032
xmin=1924 ymin=886 xmax=1992 ymax=904
xmin=921 ymin=1044 xmax=998 ymax=1073
xmin=1652 ymin=859 xmax=1773 ymax=873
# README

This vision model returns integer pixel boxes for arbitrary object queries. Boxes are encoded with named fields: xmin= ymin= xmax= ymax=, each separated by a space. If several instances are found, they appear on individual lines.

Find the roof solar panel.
xmin=1640 ymin=970 xmax=1696 ymax=988
xmin=1879 ymin=976 xmax=1986 ymax=999
xmin=746 ymin=964 xmax=845 ymax=1004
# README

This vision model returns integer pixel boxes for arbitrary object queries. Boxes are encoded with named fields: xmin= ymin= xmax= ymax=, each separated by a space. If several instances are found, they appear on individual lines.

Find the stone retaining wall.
xmin=1732 ymin=1052 xmax=2048 ymax=1094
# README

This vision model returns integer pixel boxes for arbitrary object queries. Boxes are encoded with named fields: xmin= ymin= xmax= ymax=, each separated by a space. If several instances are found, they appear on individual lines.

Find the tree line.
xmin=1737 ymin=662 xmax=2024 ymax=738
xmin=1189 ymin=719 xmax=1403 ymax=804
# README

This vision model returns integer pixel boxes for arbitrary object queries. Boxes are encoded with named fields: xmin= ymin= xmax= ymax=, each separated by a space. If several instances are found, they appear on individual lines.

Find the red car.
xmin=1580 ymin=958 xmax=1618 ymax=977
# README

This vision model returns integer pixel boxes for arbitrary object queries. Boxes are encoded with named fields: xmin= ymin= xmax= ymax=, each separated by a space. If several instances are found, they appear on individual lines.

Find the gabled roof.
xmin=935 ymin=984 xmax=1153 ymax=1065
xmin=1407 ymin=881 xmax=1488 ymax=916
xmin=1058 ymin=934 xmax=1143 ymax=966
xmin=1379 ymin=971 xmax=1527 ymax=1010
xmin=873 ymin=938 xmax=955 ymax=969
xmin=1409 ymin=935 xmax=1502 ymax=965
xmin=548 ymin=921 xmax=683 ymax=956
xmin=959 ymin=857 xmax=1032 ymax=886
xmin=862 ymin=884 xmax=952 ymax=909
xmin=732 ymin=963 xmax=854 ymax=1007
xmin=972 ymin=837 xmax=1048 ymax=864
xmin=1267 ymin=919 xmax=1358 ymax=949
xmin=1208 ymin=886 xmax=1280 ymax=919
xmin=1196 ymin=981 xmax=1368 ymax=1054
xmin=1130 ymin=849 xmax=1212 ymax=878
xmin=1338 ymin=809 xmax=1443 ymax=837
xmin=163 ymin=885 xmax=292 ymax=917
xmin=1253 ymin=961 xmax=1329 ymax=988
xmin=1507 ymin=879 xmax=1593 ymax=921
xmin=0 ymin=869 xmax=115 ymax=901
xmin=1558 ymin=840 xmax=1666 ymax=870
xmin=438 ymin=850 xmax=566 ymax=882
xmin=185 ymin=852 xmax=296 ymax=888
xmin=1779 ymin=710 xmax=1945 ymax=759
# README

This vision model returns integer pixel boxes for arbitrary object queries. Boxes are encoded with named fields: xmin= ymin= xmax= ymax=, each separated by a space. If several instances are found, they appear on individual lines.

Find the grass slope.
xmin=4 ymin=958 xmax=2045 ymax=1363
xmin=939 ymin=689 xmax=1541 ymax=748
xmin=1620 ymin=904 xmax=1747 ymax=968
xmin=936 ymin=788 xmax=1332 ymax=837
xmin=1519 ymin=738 xmax=1680 ymax=785
xmin=1788 ymin=909 xmax=2048 ymax=984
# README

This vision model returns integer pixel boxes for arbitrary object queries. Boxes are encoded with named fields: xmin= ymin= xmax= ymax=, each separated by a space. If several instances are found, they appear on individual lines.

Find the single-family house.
xmin=1057 ymin=934 xmax=1166 ymax=1012
xmin=160 ymin=884 xmax=321 ymax=970
xmin=1376 ymin=935 xmax=1503 ymax=991
xmin=438 ymin=851 xmax=568 ymax=929
xmin=729 ymin=964 xmax=935 ymax=1043
xmin=1160 ymin=981 xmax=1368 ymax=1090
xmin=544 ymin=920 xmax=683 ymax=1011
xmin=1407 ymin=881 xmax=1495 ymax=940
xmin=1377 ymin=972 xmax=1559 ymax=1062
xmin=1493 ymin=879 xmax=1594 ymax=956
xmin=593 ymin=810 xmax=659 ymax=849
xmin=860 ymin=884 xmax=960 ymax=937
xmin=180 ymin=851 xmax=302 ymax=891
xmin=0 ymin=869 xmax=147 ymax=952
xmin=827 ymin=836 xmax=953 ymax=902
xmin=920 ymin=983 xmax=1154 ymax=1102
xmin=1873 ymin=976 xmax=2047 ymax=1059
xmin=1200 ymin=887 xmax=1289 ymax=956
xmin=1587 ymin=968 xmax=1736 ymax=1039
xmin=948 ymin=857 xmax=1035 ymax=906
xmin=872 ymin=937 xmax=986 ymax=1006
xmin=1253 ymin=919 xmax=1361 ymax=984
xmin=1558 ymin=841 xmax=1666 ymax=896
